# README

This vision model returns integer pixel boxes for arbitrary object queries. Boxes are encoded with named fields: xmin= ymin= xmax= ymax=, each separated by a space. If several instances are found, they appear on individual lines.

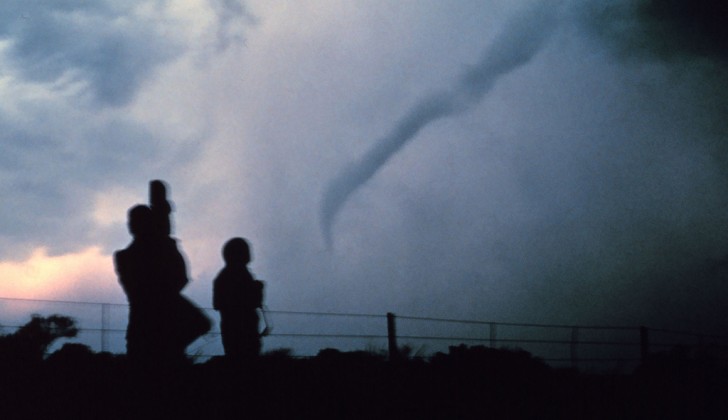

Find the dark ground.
xmin=1 ymin=344 xmax=726 ymax=419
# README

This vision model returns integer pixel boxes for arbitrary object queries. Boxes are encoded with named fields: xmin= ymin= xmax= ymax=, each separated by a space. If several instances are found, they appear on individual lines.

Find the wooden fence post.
xmin=489 ymin=323 xmax=497 ymax=348
xmin=101 ymin=303 xmax=110 ymax=353
xmin=387 ymin=312 xmax=399 ymax=361
xmin=570 ymin=327 xmax=579 ymax=369
xmin=640 ymin=326 xmax=649 ymax=363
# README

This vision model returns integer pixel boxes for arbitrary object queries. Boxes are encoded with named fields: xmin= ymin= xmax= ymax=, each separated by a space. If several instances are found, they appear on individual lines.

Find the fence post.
xmin=387 ymin=312 xmax=399 ymax=361
xmin=570 ymin=327 xmax=579 ymax=369
xmin=489 ymin=323 xmax=497 ymax=348
xmin=101 ymin=303 xmax=110 ymax=353
xmin=640 ymin=326 xmax=649 ymax=363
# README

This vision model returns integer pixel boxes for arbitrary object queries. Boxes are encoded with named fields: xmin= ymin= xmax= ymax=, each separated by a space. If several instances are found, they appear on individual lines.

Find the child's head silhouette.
xmin=223 ymin=237 xmax=251 ymax=266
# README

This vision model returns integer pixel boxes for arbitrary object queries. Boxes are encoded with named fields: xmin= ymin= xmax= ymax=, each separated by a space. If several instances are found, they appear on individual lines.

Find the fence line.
xmin=268 ymin=310 xmax=385 ymax=319
xmin=396 ymin=315 xmax=637 ymax=331
xmin=1 ymin=296 xmax=727 ymax=370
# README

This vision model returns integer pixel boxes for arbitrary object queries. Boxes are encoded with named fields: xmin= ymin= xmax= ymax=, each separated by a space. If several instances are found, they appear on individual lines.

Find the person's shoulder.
xmin=115 ymin=240 xmax=148 ymax=263
xmin=214 ymin=266 xmax=236 ymax=282
xmin=150 ymin=235 xmax=176 ymax=248
xmin=114 ymin=247 xmax=129 ymax=262
xmin=212 ymin=267 xmax=225 ymax=281
xmin=113 ymin=247 xmax=134 ymax=273
xmin=162 ymin=236 xmax=185 ymax=254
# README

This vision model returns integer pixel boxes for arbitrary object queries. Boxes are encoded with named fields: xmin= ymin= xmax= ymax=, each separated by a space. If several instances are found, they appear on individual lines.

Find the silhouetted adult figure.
xmin=115 ymin=181 xmax=210 ymax=365
xmin=147 ymin=180 xmax=210 ymax=355
xmin=213 ymin=238 xmax=265 ymax=359
xmin=150 ymin=179 xmax=172 ymax=236
xmin=115 ymin=205 xmax=187 ymax=363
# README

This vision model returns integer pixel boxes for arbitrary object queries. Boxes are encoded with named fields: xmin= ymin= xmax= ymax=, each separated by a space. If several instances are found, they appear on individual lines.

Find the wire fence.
xmin=1 ymin=296 xmax=727 ymax=372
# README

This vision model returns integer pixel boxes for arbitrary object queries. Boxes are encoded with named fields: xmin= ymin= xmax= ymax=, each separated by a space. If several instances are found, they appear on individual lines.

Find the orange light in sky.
xmin=0 ymin=246 xmax=116 ymax=301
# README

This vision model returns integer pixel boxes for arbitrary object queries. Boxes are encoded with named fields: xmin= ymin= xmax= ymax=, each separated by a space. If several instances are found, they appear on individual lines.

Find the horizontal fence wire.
xmin=396 ymin=315 xmax=638 ymax=331
xmin=397 ymin=336 xmax=644 ymax=346
xmin=2 ymin=296 xmax=728 ymax=368
xmin=0 ymin=296 xmax=128 ymax=308
xmin=267 ymin=310 xmax=385 ymax=319
xmin=649 ymin=327 xmax=728 ymax=339
xmin=269 ymin=333 xmax=388 ymax=339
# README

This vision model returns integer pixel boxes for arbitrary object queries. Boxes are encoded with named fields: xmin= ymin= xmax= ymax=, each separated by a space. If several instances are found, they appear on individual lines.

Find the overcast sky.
xmin=1 ymin=0 xmax=728 ymax=348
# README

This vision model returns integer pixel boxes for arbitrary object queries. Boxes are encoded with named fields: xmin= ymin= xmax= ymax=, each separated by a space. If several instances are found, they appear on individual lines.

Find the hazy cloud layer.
xmin=307 ymin=0 xmax=728 ymax=331
xmin=211 ymin=0 xmax=256 ymax=51
xmin=321 ymin=2 xmax=561 ymax=247
xmin=0 ymin=0 xmax=249 ymax=258
xmin=1 ymin=1 xmax=181 ymax=106
xmin=1 ymin=0 xmax=728 ymax=356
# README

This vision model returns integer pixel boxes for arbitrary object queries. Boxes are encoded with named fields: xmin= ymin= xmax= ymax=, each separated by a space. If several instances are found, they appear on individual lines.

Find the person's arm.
xmin=164 ymin=239 xmax=189 ymax=292
xmin=212 ymin=275 xmax=222 ymax=311
xmin=115 ymin=250 xmax=137 ymax=300
xmin=258 ymin=306 xmax=271 ymax=336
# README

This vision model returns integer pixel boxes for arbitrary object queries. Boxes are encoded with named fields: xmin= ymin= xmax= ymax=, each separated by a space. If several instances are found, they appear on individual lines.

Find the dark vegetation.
xmin=0 ymin=316 xmax=726 ymax=419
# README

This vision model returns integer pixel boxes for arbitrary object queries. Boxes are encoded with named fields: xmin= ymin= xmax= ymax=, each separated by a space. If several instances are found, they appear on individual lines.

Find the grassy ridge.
xmin=1 ymin=316 xmax=725 ymax=419
xmin=1 ymin=343 xmax=726 ymax=419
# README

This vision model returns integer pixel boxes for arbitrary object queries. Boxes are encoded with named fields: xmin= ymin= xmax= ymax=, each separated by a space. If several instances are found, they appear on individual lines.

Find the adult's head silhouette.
xmin=127 ymin=205 xmax=154 ymax=238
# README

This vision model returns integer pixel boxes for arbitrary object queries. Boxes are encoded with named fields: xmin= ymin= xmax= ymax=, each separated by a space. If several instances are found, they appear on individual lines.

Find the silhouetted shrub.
xmin=263 ymin=347 xmax=294 ymax=360
xmin=315 ymin=348 xmax=387 ymax=364
xmin=0 ymin=314 xmax=78 ymax=365
xmin=429 ymin=344 xmax=553 ymax=394
xmin=46 ymin=343 xmax=94 ymax=365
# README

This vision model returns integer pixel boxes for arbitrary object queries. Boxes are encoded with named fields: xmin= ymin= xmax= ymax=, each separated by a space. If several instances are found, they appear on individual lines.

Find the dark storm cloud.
xmin=304 ymin=0 xmax=728 ymax=340
xmin=321 ymin=2 xmax=561 ymax=247
xmin=0 ymin=1 xmax=251 ymax=258
xmin=2 ymin=0 xmax=727 ymax=359
xmin=581 ymin=0 xmax=728 ymax=61
xmin=1 ymin=1 xmax=178 ymax=106
xmin=484 ymin=0 xmax=728 ymax=330
xmin=637 ymin=0 xmax=728 ymax=59
xmin=573 ymin=0 xmax=728 ymax=328
xmin=579 ymin=0 xmax=728 ymax=161
xmin=0 ymin=110 xmax=165 ymax=257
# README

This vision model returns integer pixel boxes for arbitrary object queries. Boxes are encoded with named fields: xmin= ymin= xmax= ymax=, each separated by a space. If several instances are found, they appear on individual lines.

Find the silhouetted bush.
xmin=315 ymin=347 xmax=387 ymax=363
xmin=0 ymin=314 xmax=77 ymax=365
xmin=46 ymin=343 xmax=95 ymax=365
xmin=262 ymin=347 xmax=294 ymax=360
xmin=431 ymin=344 xmax=550 ymax=376
xmin=0 ymin=333 xmax=725 ymax=419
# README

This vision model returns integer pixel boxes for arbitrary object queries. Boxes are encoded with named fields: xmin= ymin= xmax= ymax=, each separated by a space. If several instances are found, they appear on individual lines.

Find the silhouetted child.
xmin=213 ymin=238 xmax=264 ymax=359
